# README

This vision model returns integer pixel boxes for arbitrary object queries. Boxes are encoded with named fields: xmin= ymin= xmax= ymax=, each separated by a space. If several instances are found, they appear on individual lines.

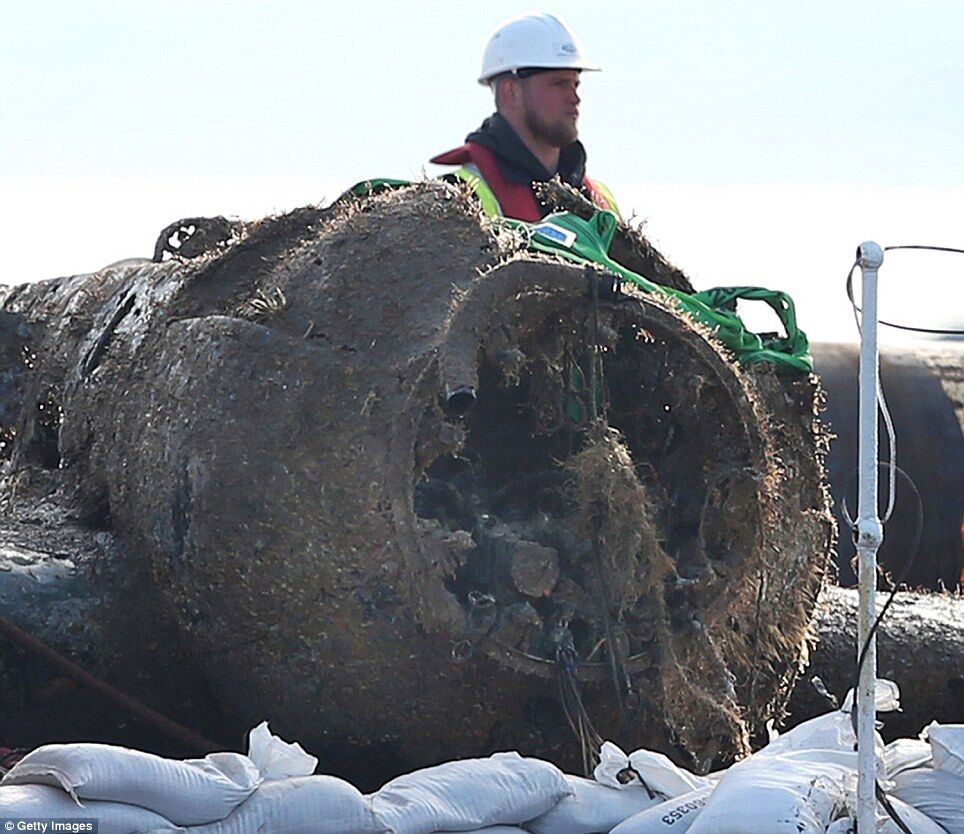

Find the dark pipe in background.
xmin=811 ymin=342 xmax=963 ymax=590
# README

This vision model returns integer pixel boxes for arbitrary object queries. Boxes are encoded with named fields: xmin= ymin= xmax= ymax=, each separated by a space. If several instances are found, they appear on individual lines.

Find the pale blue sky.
xmin=2 ymin=1 xmax=962 ymax=339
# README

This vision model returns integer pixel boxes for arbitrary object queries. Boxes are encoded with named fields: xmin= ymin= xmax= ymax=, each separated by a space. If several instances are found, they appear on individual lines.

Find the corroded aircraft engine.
xmin=0 ymin=182 xmax=834 ymax=778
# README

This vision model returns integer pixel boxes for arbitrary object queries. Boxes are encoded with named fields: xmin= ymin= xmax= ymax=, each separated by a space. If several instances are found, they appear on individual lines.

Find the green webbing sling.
xmin=515 ymin=210 xmax=812 ymax=373
xmin=348 ymin=179 xmax=812 ymax=373
xmin=349 ymin=178 xmax=412 ymax=197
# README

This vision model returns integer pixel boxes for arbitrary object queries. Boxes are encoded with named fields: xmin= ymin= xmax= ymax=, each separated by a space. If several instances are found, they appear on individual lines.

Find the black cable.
xmin=846 ymin=245 xmax=964 ymax=335
xmin=553 ymin=626 xmax=604 ymax=775
xmin=884 ymin=245 xmax=964 ymax=254
xmin=851 ymin=465 xmax=923 ymax=685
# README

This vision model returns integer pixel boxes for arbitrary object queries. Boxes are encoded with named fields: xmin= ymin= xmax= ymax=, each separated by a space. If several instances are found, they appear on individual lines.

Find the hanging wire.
xmin=849 ymin=464 xmax=924 ymax=680
xmin=846 ymin=245 xmax=964 ymax=336
xmin=553 ymin=626 xmax=605 ymax=775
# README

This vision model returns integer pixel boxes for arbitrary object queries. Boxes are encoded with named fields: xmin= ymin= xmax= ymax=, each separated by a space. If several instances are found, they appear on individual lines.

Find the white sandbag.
xmin=685 ymin=749 xmax=854 ymax=834
xmin=525 ymin=774 xmax=664 ymax=834
xmin=763 ymin=680 xmax=899 ymax=759
xmin=0 ymin=784 xmax=177 ymax=834
xmin=370 ymin=752 xmax=571 ymax=834
xmin=188 ymin=775 xmax=386 ymax=834
xmin=608 ymin=785 xmax=714 ymax=834
xmin=839 ymin=679 xmax=901 ymax=714
xmin=882 ymin=738 xmax=931 ymax=778
xmin=246 ymin=721 xmax=317 ymax=780
xmin=593 ymin=742 xmax=710 ymax=797
xmin=891 ymin=766 xmax=964 ymax=834
xmin=825 ymin=796 xmax=949 ymax=834
xmin=0 ymin=742 xmax=261 ymax=825
xmin=925 ymin=722 xmax=964 ymax=779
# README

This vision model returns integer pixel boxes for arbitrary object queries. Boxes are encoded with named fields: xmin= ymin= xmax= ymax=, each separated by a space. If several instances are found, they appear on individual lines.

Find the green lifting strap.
xmin=348 ymin=178 xmax=412 ymax=197
xmin=347 ymin=179 xmax=812 ymax=373
xmin=512 ymin=211 xmax=812 ymax=373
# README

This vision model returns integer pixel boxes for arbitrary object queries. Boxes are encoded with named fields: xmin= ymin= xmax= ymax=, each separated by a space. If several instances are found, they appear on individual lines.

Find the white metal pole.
xmin=856 ymin=241 xmax=884 ymax=833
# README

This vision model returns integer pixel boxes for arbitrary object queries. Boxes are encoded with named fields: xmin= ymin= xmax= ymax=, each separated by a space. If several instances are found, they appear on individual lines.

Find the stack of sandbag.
xmin=365 ymin=746 xmax=711 ymax=834
xmin=801 ymin=718 xmax=963 ymax=834
xmin=1 ymin=698 xmax=960 ymax=834
xmin=0 ymin=744 xmax=261 ymax=831
xmin=885 ymin=723 xmax=964 ymax=834
xmin=0 ymin=722 xmax=320 ymax=834
xmin=519 ymin=740 xmax=712 ymax=834
xmin=600 ymin=680 xmax=956 ymax=834
xmin=676 ymin=686 xmax=897 ymax=834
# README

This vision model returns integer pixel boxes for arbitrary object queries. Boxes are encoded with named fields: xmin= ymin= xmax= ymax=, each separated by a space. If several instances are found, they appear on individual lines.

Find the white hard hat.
xmin=478 ymin=12 xmax=600 ymax=85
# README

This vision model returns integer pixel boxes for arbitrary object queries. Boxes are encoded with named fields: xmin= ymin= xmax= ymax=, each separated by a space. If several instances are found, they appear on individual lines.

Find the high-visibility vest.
xmin=430 ymin=141 xmax=620 ymax=222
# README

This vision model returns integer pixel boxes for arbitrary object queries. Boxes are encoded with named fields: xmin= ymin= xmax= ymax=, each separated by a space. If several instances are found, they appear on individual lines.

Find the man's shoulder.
xmin=430 ymin=144 xmax=474 ymax=166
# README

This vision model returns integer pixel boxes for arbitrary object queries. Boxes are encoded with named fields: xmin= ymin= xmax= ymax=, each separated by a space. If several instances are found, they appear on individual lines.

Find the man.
xmin=432 ymin=12 xmax=619 ymax=222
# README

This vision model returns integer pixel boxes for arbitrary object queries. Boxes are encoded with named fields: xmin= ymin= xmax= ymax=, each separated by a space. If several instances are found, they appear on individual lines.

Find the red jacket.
xmin=431 ymin=141 xmax=616 ymax=223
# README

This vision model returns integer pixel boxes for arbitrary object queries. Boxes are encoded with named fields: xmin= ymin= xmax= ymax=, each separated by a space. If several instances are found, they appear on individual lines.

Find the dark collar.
xmin=466 ymin=113 xmax=587 ymax=187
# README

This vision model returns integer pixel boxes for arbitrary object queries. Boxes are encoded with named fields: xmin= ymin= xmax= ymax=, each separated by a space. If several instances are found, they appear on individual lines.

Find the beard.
xmin=523 ymin=103 xmax=578 ymax=148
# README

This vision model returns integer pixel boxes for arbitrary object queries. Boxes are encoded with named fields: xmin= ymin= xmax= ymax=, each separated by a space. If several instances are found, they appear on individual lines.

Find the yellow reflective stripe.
xmin=453 ymin=166 xmax=502 ymax=217
xmin=592 ymin=179 xmax=621 ymax=219
xmin=453 ymin=165 xmax=619 ymax=221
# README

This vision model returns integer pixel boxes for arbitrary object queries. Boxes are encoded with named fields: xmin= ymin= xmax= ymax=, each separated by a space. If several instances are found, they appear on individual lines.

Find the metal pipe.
xmin=856 ymin=241 xmax=884 ymax=834
xmin=444 ymin=384 xmax=477 ymax=418
xmin=0 ymin=614 xmax=224 ymax=754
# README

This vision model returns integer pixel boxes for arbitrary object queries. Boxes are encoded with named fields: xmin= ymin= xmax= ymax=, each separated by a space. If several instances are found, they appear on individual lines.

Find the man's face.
xmin=518 ymin=69 xmax=581 ymax=148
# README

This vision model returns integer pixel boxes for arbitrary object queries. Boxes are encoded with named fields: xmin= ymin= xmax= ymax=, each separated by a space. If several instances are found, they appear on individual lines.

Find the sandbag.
xmin=882 ymin=738 xmax=931 ymax=778
xmin=592 ymin=742 xmax=710 ymax=797
xmin=824 ymin=796 xmax=948 ymax=834
xmin=370 ymin=753 xmax=571 ymax=834
xmin=525 ymin=775 xmax=663 ymax=834
xmin=685 ymin=750 xmax=854 ymax=834
xmin=764 ymin=680 xmax=898 ymax=761
xmin=890 ymin=767 xmax=964 ymax=834
xmin=187 ymin=776 xmax=386 ymax=834
xmin=0 ymin=743 xmax=261 ymax=825
xmin=926 ymin=722 xmax=964 ymax=779
xmin=0 ymin=784 xmax=177 ymax=834
xmin=608 ymin=785 xmax=714 ymax=834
